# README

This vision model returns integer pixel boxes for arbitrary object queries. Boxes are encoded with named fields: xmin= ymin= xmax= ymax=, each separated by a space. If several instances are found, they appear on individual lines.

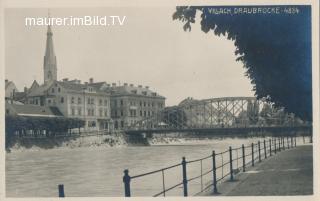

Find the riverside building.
xmin=23 ymin=25 xmax=112 ymax=130
xmin=6 ymin=24 xmax=165 ymax=131
xmin=108 ymin=83 xmax=165 ymax=129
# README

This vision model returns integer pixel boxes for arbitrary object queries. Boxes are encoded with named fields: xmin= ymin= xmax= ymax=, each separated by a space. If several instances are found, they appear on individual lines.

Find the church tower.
xmin=43 ymin=25 xmax=57 ymax=84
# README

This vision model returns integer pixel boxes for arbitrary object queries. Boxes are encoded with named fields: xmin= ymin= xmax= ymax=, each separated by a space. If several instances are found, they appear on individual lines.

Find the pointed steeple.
xmin=43 ymin=22 xmax=57 ymax=84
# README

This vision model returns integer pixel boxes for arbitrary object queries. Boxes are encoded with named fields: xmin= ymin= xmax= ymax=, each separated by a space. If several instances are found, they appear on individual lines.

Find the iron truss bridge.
xmin=124 ymin=97 xmax=311 ymax=135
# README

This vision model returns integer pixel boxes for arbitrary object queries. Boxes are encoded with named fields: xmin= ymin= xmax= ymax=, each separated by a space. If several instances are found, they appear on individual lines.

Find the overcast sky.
xmin=5 ymin=7 xmax=254 ymax=106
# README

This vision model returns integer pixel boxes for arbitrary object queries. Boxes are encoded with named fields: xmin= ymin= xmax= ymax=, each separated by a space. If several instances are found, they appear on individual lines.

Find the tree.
xmin=173 ymin=6 xmax=312 ymax=121
xmin=5 ymin=115 xmax=85 ymax=137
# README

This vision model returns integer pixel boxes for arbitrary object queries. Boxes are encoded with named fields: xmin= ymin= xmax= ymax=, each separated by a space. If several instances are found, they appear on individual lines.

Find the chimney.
xmin=24 ymin=87 xmax=28 ymax=93
xmin=112 ymin=83 xmax=116 ymax=87
xmin=89 ymin=78 xmax=94 ymax=84
xmin=84 ymin=82 xmax=88 ymax=85
xmin=138 ymin=85 xmax=142 ymax=88
xmin=130 ymin=84 xmax=134 ymax=87
xmin=5 ymin=79 xmax=8 ymax=83
xmin=62 ymin=78 xmax=69 ymax=82
xmin=124 ymin=83 xmax=128 ymax=86
xmin=145 ymin=86 xmax=149 ymax=89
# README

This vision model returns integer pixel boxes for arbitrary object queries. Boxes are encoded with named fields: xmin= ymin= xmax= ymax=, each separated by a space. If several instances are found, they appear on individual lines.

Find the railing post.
xmin=295 ymin=135 xmax=297 ymax=147
xmin=291 ymin=136 xmax=293 ymax=148
xmin=182 ymin=157 xmax=188 ymax=197
xmin=251 ymin=143 xmax=254 ymax=167
xmin=212 ymin=151 xmax=218 ymax=194
xmin=274 ymin=138 xmax=277 ymax=154
xmin=258 ymin=141 xmax=261 ymax=162
xmin=242 ymin=144 xmax=245 ymax=172
xmin=229 ymin=146 xmax=233 ymax=181
xmin=123 ymin=169 xmax=131 ymax=197
xmin=264 ymin=140 xmax=267 ymax=159
xmin=282 ymin=137 xmax=285 ymax=150
xmin=269 ymin=139 xmax=272 ymax=156
xmin=278 ymin=137 xmax=281 ymax=151
xmin=58 ymin=184 xmax=65 ymax=197
xmin=287 ymin=136 xmax=289 ymax=149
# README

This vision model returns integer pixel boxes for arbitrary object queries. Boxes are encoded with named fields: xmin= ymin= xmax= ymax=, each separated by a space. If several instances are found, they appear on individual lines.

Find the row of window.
xmin=51 ymin=87 xmax=61 ymax=93
xmin=70 ymin=96 xmax=108 ymax=106
xmin=113 ymin=110 xmax=155 ymax=117
xmin=113 ymin=99 xmax=164 ymax=108
xmin=70 ymin=108 xmax=108 ymax=117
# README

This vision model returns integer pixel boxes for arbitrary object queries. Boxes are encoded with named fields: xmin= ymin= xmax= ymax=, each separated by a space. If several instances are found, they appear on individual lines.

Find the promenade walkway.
xmin=208 ymin=145 xmax=313 ymax=196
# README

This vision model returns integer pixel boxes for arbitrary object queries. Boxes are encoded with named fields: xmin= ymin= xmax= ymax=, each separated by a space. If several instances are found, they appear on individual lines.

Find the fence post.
xmin=251 ymin=143 xmax=254 ymax=167
xmin=258 ymin=141 xmax=261 ymax=162
xmin=229 ymin=146 xmax=233 ymax=181
xmin=212 ymin=151 xmax=218 ymax=194
xmin=182 ymin=157 xmax=188 ymax=197
xmin=264 ymin=140 xmax=267 ymax=159
xmin=269 ymin=139 xmax=272 ymax=156
xmin=242 ymin=144 xmax=245 ymax=172
xmin=123 ymin=169 xmax=131 ymax=197
xmin=58 ymin=184 xmax=65 ymax=197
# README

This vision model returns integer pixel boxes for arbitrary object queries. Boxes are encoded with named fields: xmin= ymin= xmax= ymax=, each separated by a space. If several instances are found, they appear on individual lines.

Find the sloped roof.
xmin=14 ymin=92 xmax=27 ymax=101
xmin=178 ymin=97 xmax=201 ymax=107
xmin=57 ymin=81 xmax=86 ymax=91
xmin=109 ymin=85 xmax=165 ymax=98
xmin=57 ymin=81 xmax=108 ymax=95
xmin=30 ymin=80 xmax=40 ymax=90
xmin=6 ymin=103 xmax=63 ymax=117
xmin=27 ymin=81 xmax=53 ymax=97
xmin=88 ymin=82 xmax=107 ymax=89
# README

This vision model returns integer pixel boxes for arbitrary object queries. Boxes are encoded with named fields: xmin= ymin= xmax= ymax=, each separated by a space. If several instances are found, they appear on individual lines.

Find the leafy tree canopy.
xmin=173 ymin=6 xmax=312 ymax=121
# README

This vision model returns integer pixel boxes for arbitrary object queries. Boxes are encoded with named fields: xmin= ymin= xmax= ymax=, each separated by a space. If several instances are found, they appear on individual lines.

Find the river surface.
xmin=6 ymin=136 xmax=305 ymax=197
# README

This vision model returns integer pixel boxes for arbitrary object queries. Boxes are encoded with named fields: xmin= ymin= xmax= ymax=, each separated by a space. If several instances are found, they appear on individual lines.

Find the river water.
xmin=6 ymin=136 xmax=305 ymax=197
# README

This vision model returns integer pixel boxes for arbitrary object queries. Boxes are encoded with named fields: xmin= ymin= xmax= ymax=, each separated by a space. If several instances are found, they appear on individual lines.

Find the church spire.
xmin=43 ymin=20 xmax=57 ymax=84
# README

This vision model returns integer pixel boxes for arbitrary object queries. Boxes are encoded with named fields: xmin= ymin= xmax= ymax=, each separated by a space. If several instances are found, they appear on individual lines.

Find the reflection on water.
xmin=6 ymin=137 xmax=303 ymax=197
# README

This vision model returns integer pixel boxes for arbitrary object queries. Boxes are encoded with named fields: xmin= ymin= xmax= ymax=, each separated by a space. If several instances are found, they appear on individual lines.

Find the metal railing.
xmin=122 ymin=135 xmax=299 ymax=197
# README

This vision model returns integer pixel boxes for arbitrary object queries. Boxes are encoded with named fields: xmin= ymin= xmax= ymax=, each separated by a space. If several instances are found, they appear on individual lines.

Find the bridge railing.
xmin=122 ymin=136 xmax=300 ymax=197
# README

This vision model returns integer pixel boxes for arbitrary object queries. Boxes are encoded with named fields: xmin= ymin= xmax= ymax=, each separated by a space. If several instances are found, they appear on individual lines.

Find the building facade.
xmin=108 ymin=83 xmax=165 ymax=129
xmin=26 ymin=80 xmax=112 ymax=131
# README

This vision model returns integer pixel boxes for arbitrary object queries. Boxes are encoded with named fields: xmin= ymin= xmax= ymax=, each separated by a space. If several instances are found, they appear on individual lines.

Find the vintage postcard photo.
xmin=1 ymin=0 xmax=319 ymax=199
